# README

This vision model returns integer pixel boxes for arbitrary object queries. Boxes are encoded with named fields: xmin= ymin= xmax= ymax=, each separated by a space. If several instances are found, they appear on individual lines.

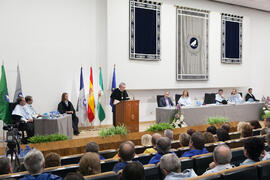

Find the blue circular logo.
xmin=190 ymin=37 xmax=198 ymax=49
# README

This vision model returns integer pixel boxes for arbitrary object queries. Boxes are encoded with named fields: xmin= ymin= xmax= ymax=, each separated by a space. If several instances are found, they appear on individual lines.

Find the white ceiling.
xmin=211 ymin=0 xmax=270 ymax=12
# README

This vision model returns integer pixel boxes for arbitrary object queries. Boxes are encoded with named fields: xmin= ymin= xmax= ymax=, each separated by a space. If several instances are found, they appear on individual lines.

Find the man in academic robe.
xmin=12 ymin=97 xmax=35 ymax=138
xmin=245 ymin=88 xmax=259 ymax=102
xmin=159 ymin=92 xmax=174 ymax=107
xmin=110 ymin=82 xmax=129 ymax=126
xmin=58 ymin=93 xmax=79 ymax=135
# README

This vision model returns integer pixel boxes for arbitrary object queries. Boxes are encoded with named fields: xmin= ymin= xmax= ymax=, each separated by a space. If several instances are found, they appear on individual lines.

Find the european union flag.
xmin=110 ymin=66 xmax=116 ymax=111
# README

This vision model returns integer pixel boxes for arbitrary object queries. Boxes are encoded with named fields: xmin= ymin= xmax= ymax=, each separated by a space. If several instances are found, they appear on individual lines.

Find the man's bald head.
xmin=119 ymin=141 xmax=135 ymax=161
xmin=213 ymin=144 xmax=232 ymax=165
xmin=152 ymin=133 xmax=162 ymax=147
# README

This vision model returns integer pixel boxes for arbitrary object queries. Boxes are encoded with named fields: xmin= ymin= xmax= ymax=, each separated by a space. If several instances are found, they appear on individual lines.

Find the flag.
xmin=97 ymin=67 xmax=106 ymax=122
xmin=110 ymin=66 xmax=116 ymax=111
xmin=88 ymin=67 xmax=95 ymax=123
xmin=0 ymin=65 xmax=11 ymax=124
xmin=13 ymin=65 xmax=23 ymax=102
xmin=77 ymin=67 xmax=88 ymax=126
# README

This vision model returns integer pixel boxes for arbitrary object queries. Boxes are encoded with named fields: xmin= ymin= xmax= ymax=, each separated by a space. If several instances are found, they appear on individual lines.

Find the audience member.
xmin=120 ymin=162 xmax=145 ymax=180
xmin=79 ymin=152 xmax=101 ymax=176
xmin=181 ymin=132 xmax=208 ymax=157
xmin=113 ymin=141 xmax=135 ymax=173
xmin=179 ymin=133 xmax=190 ymax=147
xmin=240 ymin=124 xmax=253 ymax=138
xmin=240 ymin=137 xmax=265 ymax=165
xmin=237 ymin=122 xmax=249 ymax=132
xmin=216 ymin=128 xmax=230 ymax=142
xmin=261 ymin=117 xmax=270 ymax=135
xmin=187 ymin=129 xmax=196 ymax=136
xmin=262 ymin=133 xmax=270 ymax=161
xmin=86 ymin=142 xmax=105 ymax=160
xmin=45 ymin=152 xmax=61 ymax=168
xmin=204 ymin=144 xmax=233 ymax=174
xmin=0 ymin=157 xmax=12 ymax=175
xmin=221 ymin=124 xmax=230 ymax=133
xmin=160 ymin=154 xmax=197 ymax=180
xmin=141 ymin=134 xmax=152 ymax=146
xmin=203 ymin=132 xmax=215 ymax=144
xmin=64 ymin=173 xmax=85 ymax=180
xmin=164 ymin=129 xmax=174 ymax=140
xmin=148 ymin=137 xmax=171 ymax=165
xmin=20 ymin=149 xmax=61 ymax=180
xmin=250 ymin=120 xmax=262 ymax=129
xmin=206 ymin=126 xmax=217 ymax=135
xmin=143 ymin=133 xmax=161 ymax=154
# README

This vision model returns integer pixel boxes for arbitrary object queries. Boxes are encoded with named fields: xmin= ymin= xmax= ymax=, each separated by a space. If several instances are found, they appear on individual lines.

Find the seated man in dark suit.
xmin=245 ymin=88 xmax=259 ymax=102
xmin=159 ymin=92 xmax=174 ymax=107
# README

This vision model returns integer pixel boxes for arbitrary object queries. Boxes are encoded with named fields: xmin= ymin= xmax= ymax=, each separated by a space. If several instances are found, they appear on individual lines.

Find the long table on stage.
xmin=156 ymin=102 xmax=264 ymax=126
xmin=34 ymin=114 xmax=73 ymax=139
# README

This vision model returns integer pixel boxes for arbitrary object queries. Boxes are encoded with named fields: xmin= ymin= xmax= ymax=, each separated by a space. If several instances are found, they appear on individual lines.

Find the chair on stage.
xmin=84 ymin=171 xmax=118 ymax=180
xmin=9 ymin=102 xmax=28 ymax=144
xmin=175 ymin=94 xmax=182 ymax=105
xmin=204 ymin=93 xmax=216 ymax=104
xmin=157 ymin=95 xmax=164 ymax=107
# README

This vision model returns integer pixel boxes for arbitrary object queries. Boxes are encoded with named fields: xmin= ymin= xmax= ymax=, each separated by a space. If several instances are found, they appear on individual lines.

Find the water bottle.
xmin=24 ymin=145 xmax=31 ymax=156
xmin=19 ymin=148 xmax=24 ymax=158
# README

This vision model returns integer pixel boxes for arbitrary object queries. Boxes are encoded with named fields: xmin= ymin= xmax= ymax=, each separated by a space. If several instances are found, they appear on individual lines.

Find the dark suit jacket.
xmin=57 ymin=101 xmax=78 ymax=121
xmin=159 ymin=97 xmax=174 ymax=107
xmin=110 ymin=88 xmax=129 ymax=112
xmin=245 ymin=93 xmax=258 ymax=102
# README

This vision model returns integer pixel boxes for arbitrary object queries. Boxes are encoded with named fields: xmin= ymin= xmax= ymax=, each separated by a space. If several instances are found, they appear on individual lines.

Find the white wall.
xmin=0 ymin=0 xmax=269 ymax=128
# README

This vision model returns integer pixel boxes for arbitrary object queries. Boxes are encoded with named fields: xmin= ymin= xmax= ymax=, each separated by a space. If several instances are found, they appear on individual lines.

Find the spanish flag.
xmin=88 ymin=67 xmax=95 ymax=123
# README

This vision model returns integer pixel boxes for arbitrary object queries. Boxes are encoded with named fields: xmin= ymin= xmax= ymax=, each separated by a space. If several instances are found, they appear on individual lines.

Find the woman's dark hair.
xmin=61 ymin=92 xmax=68 ymax=102
xmin=217 ymin=128 xmax=230 ymax=142
xmin=244 ymin=137 xmax=265 ymax=162
xmin=249 ymin=120 xmax=262 ymax=129
xmin=64 ymin=172 xmax=85 ymax=180
xmin=207 ymin=126 xmax=217 ymax=135
xmin=120 ymin=162 xmax=145 ymax=180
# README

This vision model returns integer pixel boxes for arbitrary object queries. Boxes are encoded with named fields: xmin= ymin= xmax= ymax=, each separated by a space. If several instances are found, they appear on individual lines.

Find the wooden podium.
xmin=115 ymin=100 xmax=139 ymax=133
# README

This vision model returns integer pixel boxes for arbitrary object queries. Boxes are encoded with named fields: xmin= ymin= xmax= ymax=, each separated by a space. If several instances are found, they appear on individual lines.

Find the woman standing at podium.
xmin=110 ymin=82 xmax=129 ymax=126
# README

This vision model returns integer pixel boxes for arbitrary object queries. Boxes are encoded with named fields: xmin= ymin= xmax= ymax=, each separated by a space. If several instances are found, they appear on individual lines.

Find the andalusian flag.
xmin=97 ymin=67 xmax=105 ymax=122
xmin=88 ymin=67 xmax=95 ymax=123
xmin=0 ymin=65 xmax=11 ymax=124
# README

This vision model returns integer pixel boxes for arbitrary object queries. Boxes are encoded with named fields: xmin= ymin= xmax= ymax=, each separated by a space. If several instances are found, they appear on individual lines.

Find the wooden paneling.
xmin=0 ymin=121 xmax=238 ymax=157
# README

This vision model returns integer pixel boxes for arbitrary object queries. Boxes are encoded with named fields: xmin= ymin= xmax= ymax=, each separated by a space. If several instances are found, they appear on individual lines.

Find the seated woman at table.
xmin=228 ymin=89 xmax=242 ymax=104
xmin=57 ymin=92 xmax=79 ymax=135
xmin=178 ymin=90 xmax=192 ymax=106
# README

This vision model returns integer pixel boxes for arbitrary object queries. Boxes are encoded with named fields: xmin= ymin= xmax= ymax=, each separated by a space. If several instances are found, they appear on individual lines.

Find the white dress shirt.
xmin=12 ymin=104 xmax=32 ymax=122
xmin=228 ymin=94 xmax=242 ymax=104
xmin=178 ymin=96 xmax=192 ymax=106
xmin=24 ymin=103 xmax=38 ymax=118
xmin=216 ymin=94 xmax=225 ymax=103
